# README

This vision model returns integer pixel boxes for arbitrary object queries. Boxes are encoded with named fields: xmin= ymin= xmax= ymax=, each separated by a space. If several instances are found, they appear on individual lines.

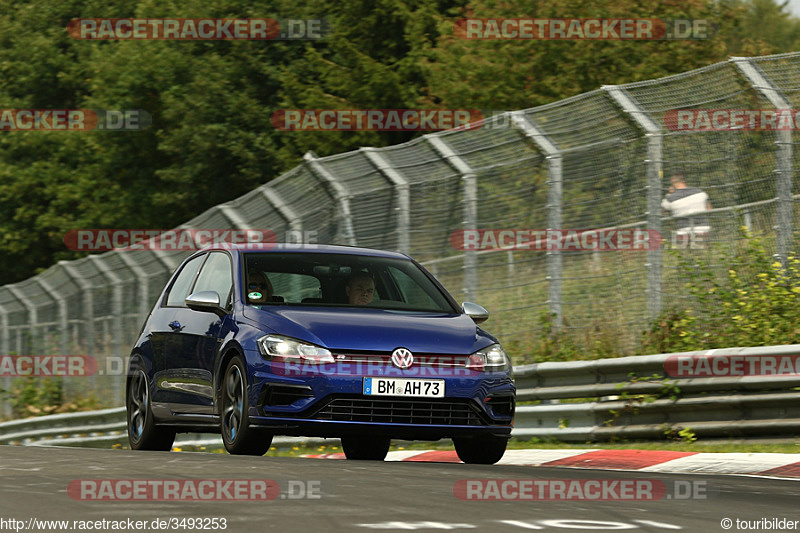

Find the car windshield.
xmin=243 ymin=252 xmax=457 ymax=313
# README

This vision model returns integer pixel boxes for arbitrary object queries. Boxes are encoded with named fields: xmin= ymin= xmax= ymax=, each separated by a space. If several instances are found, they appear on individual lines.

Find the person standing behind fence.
xmin=661 ymin=173 xmax=712 ymax=248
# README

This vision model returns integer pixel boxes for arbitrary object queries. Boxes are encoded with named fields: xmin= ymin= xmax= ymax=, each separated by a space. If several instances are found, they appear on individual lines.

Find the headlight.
xmin=466 ymin=344 xmax=510 ymax=371
xmin=257 ymin=334 xmax=334 ymax=364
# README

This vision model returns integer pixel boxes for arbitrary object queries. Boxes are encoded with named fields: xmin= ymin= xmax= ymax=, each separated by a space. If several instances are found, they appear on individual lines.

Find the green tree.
xmin=421 ymin=0 xmax=760 ymax=111
xmin=273 ymin=0 xmax=466 ymax=166
xmin=1 ymin=0 xmax=800 ymax=286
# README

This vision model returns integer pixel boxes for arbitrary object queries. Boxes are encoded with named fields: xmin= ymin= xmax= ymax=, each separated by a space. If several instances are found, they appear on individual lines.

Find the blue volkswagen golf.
xmin=127 ymin=243 xmax=515 ymax=463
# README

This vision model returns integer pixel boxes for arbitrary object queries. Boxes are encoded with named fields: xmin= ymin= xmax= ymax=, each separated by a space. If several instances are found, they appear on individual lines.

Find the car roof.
xmin=201 ymin=242 xmax=411 ymax=260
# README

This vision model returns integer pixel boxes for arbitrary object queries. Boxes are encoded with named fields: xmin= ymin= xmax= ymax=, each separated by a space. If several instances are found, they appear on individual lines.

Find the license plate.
xmin=363 ymin=377 xmax=445 ymax=398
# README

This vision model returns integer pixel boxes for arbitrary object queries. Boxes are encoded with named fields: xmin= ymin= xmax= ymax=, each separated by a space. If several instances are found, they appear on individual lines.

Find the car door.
xmin=150 ymin=253 xmax=206 ymax=406
xmin=166 ymin=251 xmax=234 ymax=414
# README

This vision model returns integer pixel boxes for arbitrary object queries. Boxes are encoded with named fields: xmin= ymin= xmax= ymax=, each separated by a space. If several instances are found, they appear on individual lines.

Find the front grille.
xmin=331 ymin=352 xmax=469 ymax=367
xmin=312 ymin=397 xmax=486 ymax=426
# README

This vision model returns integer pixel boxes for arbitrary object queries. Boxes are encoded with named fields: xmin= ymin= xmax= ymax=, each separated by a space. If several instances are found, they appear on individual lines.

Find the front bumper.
xmin=246 ymin=415 xmax=514 ymax=440
xmin=245 ymin=352 xmax=515 ymax=439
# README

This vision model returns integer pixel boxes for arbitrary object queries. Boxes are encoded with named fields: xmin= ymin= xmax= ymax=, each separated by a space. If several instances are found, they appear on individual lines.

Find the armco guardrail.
xmin=0 ymin=407 xmax=126 ymax=446
xmin=2 ymin=345 xmax=799 ymax=446
xmin=0 ymin=407 xmax=329 ymax=448
xmin=514 ymin=345 xmax=800 ymax=441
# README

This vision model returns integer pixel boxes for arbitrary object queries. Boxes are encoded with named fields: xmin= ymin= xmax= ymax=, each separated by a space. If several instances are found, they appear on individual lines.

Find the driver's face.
xmin=346 ymin=279 xmax=375 ymax=305
xmin=248 ymin=274 xmax=272 ymax=304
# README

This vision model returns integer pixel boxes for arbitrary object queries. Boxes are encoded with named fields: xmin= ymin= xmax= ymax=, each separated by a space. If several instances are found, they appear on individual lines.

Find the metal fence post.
xmin=261 ymin=186 xmax=303 ymax=238
xmin=361 ymin=147 xmax=411 ymax=254
xmin=425 ymin=134 xmax=479 ymax=303
xmin=116 ymin=251 xmax=152 ymax=322
xmin=218 ymin=204 xmax=250 ymax=233
xmin=36 ymin=278 xmax=68 ymax=356
xmin=258 ymin=184 xmax=307 ymax=298
xmin=775 ymin=128 xmax=793 ymax=266
xmin=0 ymin=303 xmax=10 ymax=418
xmin=603 ymin=86 xmax=663 ymax=320
xmin=151 ymin=246 xmax=183 ymax=274
xmin=38 ymin=273 xmax=76 ymax=411
xmin=303 ymin=152 xmax=357 ymax=246
xmin=6 ymin=286 xmax=36 ymax=355
xmin=511 ymin=112 xmax=563 ymax=327
xmin=258 ymin=185 xmax=307 ymax=293
xmin=732 ymin=58 xmax=794 ymax=266
xmin=58 ymin=261 xmax=95 ymax=362
xmin=89 ymin=255 xmax=124 ymax=403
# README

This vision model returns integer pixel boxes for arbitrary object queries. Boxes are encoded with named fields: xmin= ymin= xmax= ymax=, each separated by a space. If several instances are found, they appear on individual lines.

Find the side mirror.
xmin=186 ymin=291 xmax=225 ymax=316
xmin=462 ymin=302 xmax=489 ymax=324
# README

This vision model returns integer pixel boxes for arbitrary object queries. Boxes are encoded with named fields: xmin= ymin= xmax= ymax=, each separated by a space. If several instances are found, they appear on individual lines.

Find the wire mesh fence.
xmin=2 ymin=52 xmax=799 ymax=416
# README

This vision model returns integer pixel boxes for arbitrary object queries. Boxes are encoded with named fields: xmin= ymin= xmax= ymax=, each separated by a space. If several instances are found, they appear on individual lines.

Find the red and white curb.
xmin=306 ymin=448 xmax=800 ymax=478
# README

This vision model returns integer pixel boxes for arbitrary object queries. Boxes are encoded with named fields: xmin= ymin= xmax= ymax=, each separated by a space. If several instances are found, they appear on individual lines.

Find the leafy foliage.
xmin=2 ymin=0 xmax=800 ymax=284
xmin=641 ymin=231 xmax=800 ymax=353
xmin=1 ymin=376 xmax=101 ymax=418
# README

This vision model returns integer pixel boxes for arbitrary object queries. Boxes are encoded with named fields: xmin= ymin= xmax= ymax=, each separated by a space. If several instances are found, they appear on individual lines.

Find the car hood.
xmin=242 ymin=306 xmax=493 ymax=354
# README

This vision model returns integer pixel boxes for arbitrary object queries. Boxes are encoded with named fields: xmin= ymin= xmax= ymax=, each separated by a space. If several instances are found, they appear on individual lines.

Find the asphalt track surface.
xmin=1 ymin=446 xmax=798 ymax=532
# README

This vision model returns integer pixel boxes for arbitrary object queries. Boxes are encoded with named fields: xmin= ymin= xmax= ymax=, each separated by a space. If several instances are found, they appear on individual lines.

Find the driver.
xmin=345 ymin=272 xmax=375 ymax=305
xmin=247 ymin=271 xmax=274 ymax=307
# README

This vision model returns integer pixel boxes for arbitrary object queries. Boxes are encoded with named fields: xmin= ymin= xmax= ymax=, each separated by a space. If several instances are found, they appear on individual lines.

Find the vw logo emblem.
xmin=391 ymin=348 xmax=413 ymax=369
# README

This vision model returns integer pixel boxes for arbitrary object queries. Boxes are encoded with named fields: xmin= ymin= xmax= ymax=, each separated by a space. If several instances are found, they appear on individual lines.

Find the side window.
xmin=193 ymin=252 xmax=233 ymax=308
xmin=165 ymin=254 xmax=206 ymax=307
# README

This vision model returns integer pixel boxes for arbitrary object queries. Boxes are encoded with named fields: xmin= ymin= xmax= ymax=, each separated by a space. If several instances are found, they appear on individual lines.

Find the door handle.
xmin=169 ymin=321 xmax=183 ymax=331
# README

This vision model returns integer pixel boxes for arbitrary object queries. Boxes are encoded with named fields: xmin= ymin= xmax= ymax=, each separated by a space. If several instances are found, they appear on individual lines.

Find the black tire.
xmin=220 ymin=355 xmax=272 ymax=456
xmin=127 ymin=366 xmax=175 ymax=451
xmin=341 ymin=435 xmax=391 ymax=460
xmin=453 ymin=435 xmax=508 ymax=465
